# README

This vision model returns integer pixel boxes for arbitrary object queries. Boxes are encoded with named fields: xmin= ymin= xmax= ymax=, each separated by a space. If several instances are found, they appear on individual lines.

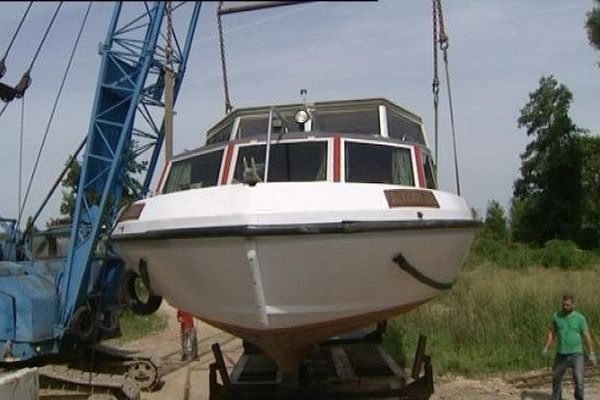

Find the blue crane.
xmin=0 ymin=1 xmax=201 ymax=363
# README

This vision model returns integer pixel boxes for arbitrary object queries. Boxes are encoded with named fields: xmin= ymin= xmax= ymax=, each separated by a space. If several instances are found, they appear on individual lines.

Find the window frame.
xmin=160 ymin=146 xmax=227 ymax=194
xmin=224 ymin=137 xmax=333 ymax=184
xmin=341 ymin=138 xmax=418 ymax=186
xmin=421 ymin=149 xmax=438 ymax=189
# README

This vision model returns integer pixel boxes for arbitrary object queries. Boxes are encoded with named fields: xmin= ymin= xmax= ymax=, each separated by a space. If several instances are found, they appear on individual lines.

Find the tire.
xmin=71 ymin=305 xmax=94 ymax=342
xmin=99 ymin=309 xmax=121 ymax=333
xmin=122 ymin=269 xmax=162 ymax=315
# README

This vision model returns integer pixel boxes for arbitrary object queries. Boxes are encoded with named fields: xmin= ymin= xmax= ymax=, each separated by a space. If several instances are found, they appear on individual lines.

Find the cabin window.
xmin=237 ymin=116 xmax=269 ymax=139
xmin=345 ymin=142 xmax=415 ymax=186
xmin=422 ymin=152 xmax=437 ymax=189
xmin=235 ymin=112 xmax=301 ymax=139
xmin=387 ymin=110 xmax=424 ymax=145
xmin=313 ymin=109 xmax=380 ymax=135
xmin=206 ymin=120 xmax=233 ymax=145
xmin=232 ymin=141 xmax=327 ymax=183
xmin=163 ymin=149 xmax=224 ymax=193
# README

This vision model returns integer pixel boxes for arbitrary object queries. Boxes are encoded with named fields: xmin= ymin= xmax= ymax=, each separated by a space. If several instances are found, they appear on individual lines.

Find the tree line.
xmin=481 ymin=2 xmax=600 ymax=250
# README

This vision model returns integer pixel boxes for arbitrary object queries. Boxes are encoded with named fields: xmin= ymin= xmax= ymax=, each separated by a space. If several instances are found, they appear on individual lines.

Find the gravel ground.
xmin=108 ymin=304 xmax=600 ymax=400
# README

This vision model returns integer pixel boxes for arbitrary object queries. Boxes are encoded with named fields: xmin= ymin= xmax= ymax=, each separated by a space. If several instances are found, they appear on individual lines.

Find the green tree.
xmin=511 ymin=76 xmax=582 ymax=244
xmin=59 ymin=157 xmax=81 ymax=218
xmin=483 ymin=200 xmax=508 ymax=242
xmin=587 ymin=0 xmax=600 ymax=61
xmin=578 ymin=135 xmax=600 ymax=248
xmin=58 ymin=145 xmax=147 ymax=221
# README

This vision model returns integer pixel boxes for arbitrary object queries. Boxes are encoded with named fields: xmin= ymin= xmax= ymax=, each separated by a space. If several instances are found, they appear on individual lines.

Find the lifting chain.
xmin=217 ymin=1 xmax=233 ymax=114
xmin=165 ymin=1 xmax=174 ymax=71
xmin=164 ymin=1 xmax=175 ymax=163
xmin=432 ymin=0 xmax=440 ymax=170
xmin=432 ymin=0 xmax=461 ymax=196
xmin=432 ymin=0 xmax=449 ymax=172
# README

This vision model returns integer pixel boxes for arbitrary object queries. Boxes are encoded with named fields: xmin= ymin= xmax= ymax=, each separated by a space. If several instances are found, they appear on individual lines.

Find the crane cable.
xmin=0 ymin=2 xmax=63 ymax=120
xmin=217 ymin=1 xmax=233 ymax=114
xmin=432 ymin=0 xmax=461 ymax=196
xmin=17 ymin=2 xmax=92 ymax=229
xmin=18 ymin=96 xmax=25 ymax=224
xmin=29 ymin=2 xmax=63 ymax=72
xmin=432 ymin=0 xmax=440 ymax=173
xmin=1 ymin=1 xmax=34 ymax=79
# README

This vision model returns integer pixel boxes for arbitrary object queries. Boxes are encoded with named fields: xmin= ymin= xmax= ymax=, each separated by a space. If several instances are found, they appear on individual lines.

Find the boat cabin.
xmin=158 ymin=98 xmax=437 ymax=194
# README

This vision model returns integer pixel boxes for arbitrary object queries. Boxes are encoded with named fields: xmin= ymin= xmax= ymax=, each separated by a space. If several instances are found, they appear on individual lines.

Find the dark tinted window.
xmin=345 ymin=142 xmax=414 ymax=186
xmin=206 ymin=121 xmax=233 ymax=145
xmin=422 ymin=152 xmax=437 ymax=189
xmin=238 ymin=117 xmax=269 ymax=139
xmin=233 ymin=142 xmax=327 ymax=183
xmin=164 ymin=149 xmax=224 ymax=193
xmin=387 ymin=111 xmax=424 ymax=144
xmin=236 ymin=112 xmax=301 ymax=139
xmin=314 ymin=110 xmax=379 ymax=135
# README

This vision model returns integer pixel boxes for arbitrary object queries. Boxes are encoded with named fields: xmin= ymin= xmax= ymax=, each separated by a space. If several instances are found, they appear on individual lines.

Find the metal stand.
xmin=208 ymin=323 xmax=434 ymax=400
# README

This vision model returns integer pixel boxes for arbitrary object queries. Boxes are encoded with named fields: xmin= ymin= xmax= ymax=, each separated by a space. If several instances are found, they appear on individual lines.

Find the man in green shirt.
xmin=543 ymin=294 xmax=597 ymax=400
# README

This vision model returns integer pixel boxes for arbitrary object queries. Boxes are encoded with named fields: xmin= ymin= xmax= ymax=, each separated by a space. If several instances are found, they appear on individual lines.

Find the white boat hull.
xmin=113 ymin=222 xmax=475 ymax=368
xmin=112 ymin=182 xmax=477 ymax=368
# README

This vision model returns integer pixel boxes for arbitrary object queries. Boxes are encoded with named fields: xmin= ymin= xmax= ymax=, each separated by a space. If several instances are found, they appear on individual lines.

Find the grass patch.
xmin=383 ymin=266 xmax=600 ymax=376
xmin=117 ymin=309 xmax=168 ymax=342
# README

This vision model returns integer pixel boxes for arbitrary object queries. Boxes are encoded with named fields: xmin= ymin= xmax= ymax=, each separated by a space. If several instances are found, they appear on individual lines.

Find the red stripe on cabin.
xmin=221 ymin=143 xmax=235 ymax=185
xmin=333 ymin=136 xmax=341 ymax=182
xmin=414 ymin=147 xmax=426 ymax=188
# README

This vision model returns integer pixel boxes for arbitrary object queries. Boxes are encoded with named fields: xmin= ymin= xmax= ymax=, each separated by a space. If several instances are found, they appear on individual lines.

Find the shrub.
xmin=542 ymin=239 xmax=588 ymax=269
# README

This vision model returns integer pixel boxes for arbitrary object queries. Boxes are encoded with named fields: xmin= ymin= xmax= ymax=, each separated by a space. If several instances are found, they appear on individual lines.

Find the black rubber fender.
xmin=122 ymin=269 xmax=162 ymax=316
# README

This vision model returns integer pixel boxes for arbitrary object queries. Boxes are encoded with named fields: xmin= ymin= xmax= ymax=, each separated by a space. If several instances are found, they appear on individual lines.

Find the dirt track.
xmin=109 ymin=304 xmax=600 ymax=400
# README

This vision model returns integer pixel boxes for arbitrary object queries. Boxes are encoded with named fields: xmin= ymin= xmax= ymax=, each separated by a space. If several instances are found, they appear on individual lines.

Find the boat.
xmin=110 ymin=97 xmax=478 ymax=370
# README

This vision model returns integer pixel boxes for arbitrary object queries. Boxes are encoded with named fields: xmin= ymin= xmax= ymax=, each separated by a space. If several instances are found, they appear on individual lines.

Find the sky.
xmin=0 ymin=1 xmax=599 ymax=228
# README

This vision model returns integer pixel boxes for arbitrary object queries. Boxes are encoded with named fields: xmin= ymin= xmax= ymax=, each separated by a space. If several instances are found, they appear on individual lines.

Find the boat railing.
xmin=264 ymin=106 xmax=292 ymax=183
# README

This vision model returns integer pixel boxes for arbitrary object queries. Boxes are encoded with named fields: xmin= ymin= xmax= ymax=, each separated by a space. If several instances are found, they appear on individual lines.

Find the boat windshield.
xmin=205 ymin=99 xmax=428 ymax=145
xmin=232 ymin=141 xmax=327 ymax=183
xmin=387 ymin=109 xmax=425 ymax=144
xmin=312 ymin=109 xmax=380 ymax=135
xmin=345 ymin=141 xmax=415 ymax=186
xmin=164 ymin=149 xmax=224 ymax=193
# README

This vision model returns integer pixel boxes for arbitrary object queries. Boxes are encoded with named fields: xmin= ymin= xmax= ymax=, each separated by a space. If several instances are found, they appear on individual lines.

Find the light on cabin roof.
xmin=294 ymin=110 xmax=310 ymax=124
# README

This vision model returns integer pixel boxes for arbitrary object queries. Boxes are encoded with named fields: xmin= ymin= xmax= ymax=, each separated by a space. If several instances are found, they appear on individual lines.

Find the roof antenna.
xmin=300 ymin=88 xmax=308 ymax=108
